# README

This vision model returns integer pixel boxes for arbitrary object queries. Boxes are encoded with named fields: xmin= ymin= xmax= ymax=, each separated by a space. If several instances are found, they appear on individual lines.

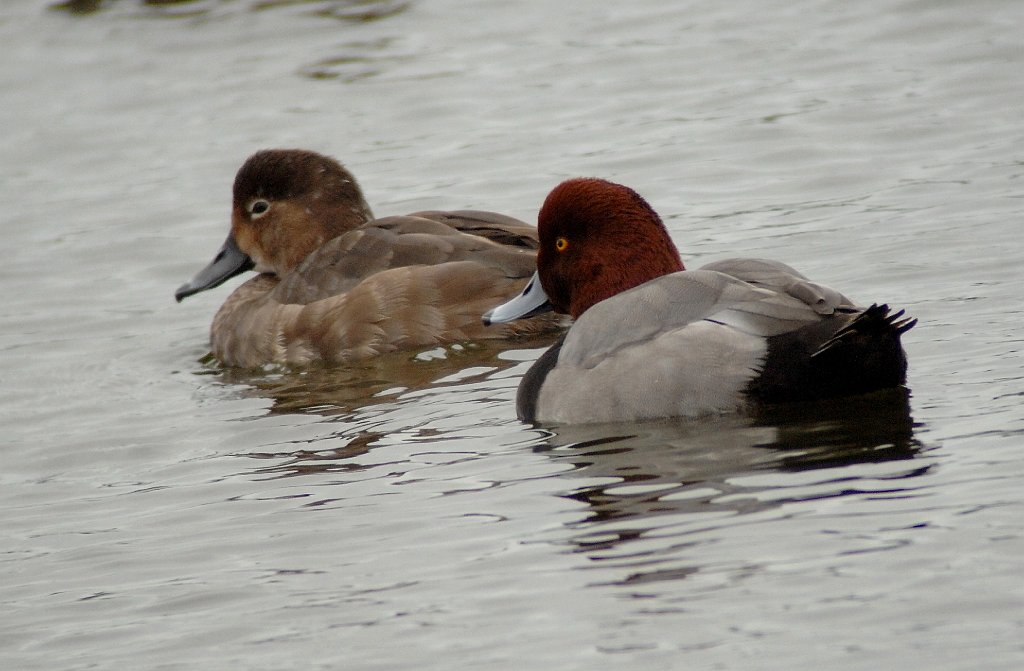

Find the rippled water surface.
xmin=3 ymin=1 xmax=1024 ymax=669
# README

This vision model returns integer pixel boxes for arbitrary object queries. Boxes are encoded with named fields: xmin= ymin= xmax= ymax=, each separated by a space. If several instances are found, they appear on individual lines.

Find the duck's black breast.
xmin=517 ymin=332 xmax=567 ymax=423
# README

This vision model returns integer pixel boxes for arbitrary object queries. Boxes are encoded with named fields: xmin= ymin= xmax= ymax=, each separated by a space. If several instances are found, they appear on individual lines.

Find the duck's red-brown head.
xmin=536 ymin=178 xmax=684 ymax=318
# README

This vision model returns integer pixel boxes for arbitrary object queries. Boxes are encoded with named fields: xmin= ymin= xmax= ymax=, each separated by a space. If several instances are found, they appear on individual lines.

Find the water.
xmin=3 ymin=0 xmax=1024 ymax=668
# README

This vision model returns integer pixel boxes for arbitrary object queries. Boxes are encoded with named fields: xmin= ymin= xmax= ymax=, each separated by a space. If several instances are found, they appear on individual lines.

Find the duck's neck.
xmin=286 ymin=201 xmax=376 ymax=273
xmin=569 ymin=225 xmax=685 ymax=318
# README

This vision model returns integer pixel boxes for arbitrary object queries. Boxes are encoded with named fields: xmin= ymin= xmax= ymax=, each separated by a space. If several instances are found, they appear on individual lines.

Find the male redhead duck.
xmin=484 ymin=178 xmax=916 ymax=424
xmin=175 ymin=149 xmax=561 ymax=367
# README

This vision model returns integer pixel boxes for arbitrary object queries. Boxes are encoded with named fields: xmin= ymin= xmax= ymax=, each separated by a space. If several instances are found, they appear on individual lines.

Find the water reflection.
xmin=286 ymin=0 xmax=410 ymax=23
xmin=48 ymin=0 xmax=414 ymax=86
xmin=536 ymin=389 xmax=921 ymax=524
xmin=530 ymin=390 xmax=925 ymax=583
xmin=50 ymin=0 xmax=410 ymax=22
xmin=298 ymin=37 xmax=402 ymax=82
xmin=246 ymin=430 xmax=390 ymax=478
xmin=208 ymin=336 xmax=553 ymax=417
xmin=51 ymin=0 xmax=216 ymax=16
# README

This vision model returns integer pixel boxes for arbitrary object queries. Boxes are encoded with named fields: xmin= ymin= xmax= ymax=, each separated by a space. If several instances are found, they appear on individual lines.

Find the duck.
xmin=175 ymin=149 xmax=561 ymax=367
xmin=483 ymin=178 xmax=916 ymax=424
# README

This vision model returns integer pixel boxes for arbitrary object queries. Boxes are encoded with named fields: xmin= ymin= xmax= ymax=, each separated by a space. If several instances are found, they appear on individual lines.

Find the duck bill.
xmin=483 ymin=271 xmax=554 ymax=325
xmin=174 ymin=234 xmax=255 ymax=302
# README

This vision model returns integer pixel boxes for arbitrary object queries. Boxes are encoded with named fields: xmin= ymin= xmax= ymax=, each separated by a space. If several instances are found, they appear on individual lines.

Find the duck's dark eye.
xmin=249 ymin=199 xmax=270 ymax=217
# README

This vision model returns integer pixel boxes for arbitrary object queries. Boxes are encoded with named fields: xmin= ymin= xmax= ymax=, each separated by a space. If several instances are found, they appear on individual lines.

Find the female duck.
xmin=176 ymin=149 xmax=559 ymax=367
xmin=484 ymin=178 xmax=916 ymax=423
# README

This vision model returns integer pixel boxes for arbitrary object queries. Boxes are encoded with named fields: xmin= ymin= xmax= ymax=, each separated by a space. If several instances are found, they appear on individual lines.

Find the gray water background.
xmin=2 ymin=0 xmax=1023 ymax=669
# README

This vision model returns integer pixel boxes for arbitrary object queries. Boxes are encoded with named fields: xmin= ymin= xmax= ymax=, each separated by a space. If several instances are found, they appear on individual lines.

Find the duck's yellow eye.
xmin=555 ymin=237 xmax=569 ymax=252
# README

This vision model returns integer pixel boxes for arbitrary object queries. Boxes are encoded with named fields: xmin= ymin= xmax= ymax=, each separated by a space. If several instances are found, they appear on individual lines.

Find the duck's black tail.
xmin=748 ymin=304 xmax=917 ymax=403
xmin=812 ymin=304 xmax=917 ymax=360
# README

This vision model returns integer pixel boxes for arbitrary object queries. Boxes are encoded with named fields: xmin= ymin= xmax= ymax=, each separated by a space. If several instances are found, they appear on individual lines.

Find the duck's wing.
xmin=272 ymin=212 xmax=539 ymax=305
xmin=560 ymin=269 xmax=830 ymax=369
xmin=405 ymin=210 xmax=540 ymax=249
xmin=698 ymin=257 xmax=857 ymax=315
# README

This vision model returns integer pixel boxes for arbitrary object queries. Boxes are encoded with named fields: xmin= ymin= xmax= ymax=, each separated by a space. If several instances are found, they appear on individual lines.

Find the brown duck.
xmin=176 ymin=149 xmax=559 ymax=367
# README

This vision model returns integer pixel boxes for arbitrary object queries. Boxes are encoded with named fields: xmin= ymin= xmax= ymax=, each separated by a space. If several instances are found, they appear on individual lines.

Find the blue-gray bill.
xmin=174 ymin=234 xmax=254 ymax=302
xmin=482 ymin=270 xmax=554 ymax=325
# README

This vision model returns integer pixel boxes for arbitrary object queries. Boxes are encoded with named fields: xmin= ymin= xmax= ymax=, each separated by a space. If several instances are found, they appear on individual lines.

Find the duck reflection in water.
xmin=529 ymin=388 xmax=924 ymax=585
